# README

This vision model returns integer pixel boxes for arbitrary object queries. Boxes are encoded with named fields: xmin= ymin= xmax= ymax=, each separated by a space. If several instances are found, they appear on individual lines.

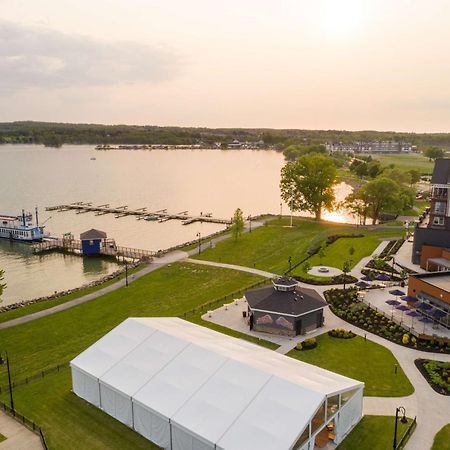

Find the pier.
xmin=46 ymin=202 xmax=232 ymax=225
xmin=31 ymin=237 xmax=155 ymax=261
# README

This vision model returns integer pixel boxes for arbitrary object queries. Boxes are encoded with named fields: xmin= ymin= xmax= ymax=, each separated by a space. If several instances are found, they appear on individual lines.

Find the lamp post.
xmin=196 ymin=232 xmax=201 ymax=255
xmin=288 ymin=256 xmax=292 ymax=272
xmin=125 ymin=260 xmax=129 ymax=288
xmin=279 ymin=202 xmax=282 ymax=219
xmin=290 ymin=189 xmax=294 ymax=228
xmin=248 ymin=215 xmax=252 ymax=233
xmin=0 ymin=352 xmax=14 ymax=412
xmin=391 ymin=257 xmax=396 ymax=279
xmin=393 ymin=406 xmax=408 ymax=449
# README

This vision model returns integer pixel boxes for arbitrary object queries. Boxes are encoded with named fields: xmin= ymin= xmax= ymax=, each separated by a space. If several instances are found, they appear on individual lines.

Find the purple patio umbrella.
xmin=386 ymin=299 xmax=401 ymax=318
xmin=431 ymin=309 xmax=446 ymax=319
xmin=355 ymin=281 xmax=370 ymax=289
xmin=416 ymin=302 xmax=433 ymax=311
xmin=396 ymin=304 xmax=409 ymax=322
xmin=401 ymin=295 xmax=418 ymax=303
xmin=361 ymin=275 xmax=373 ymax=282
xmin=376 ymin=273 xmax=391 ymax=282
xmin=389 ymin=289 xmax=405 ymax=297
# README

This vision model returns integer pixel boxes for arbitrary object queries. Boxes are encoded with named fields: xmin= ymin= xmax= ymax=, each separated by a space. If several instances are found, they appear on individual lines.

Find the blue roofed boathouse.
xmin=80 ymin=229 xmax=107 ymax=256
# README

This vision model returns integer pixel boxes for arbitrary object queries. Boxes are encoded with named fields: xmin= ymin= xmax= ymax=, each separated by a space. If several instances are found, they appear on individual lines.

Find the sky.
xmin=1 ymin=0 xmax=450 ymax=132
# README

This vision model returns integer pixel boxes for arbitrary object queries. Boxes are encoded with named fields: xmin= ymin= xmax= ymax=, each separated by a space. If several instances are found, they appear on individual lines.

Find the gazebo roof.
xmin=245 ymin=285 xmax=326 ymax=317
xmin=80 ymin=229 xmax=107 ymax=240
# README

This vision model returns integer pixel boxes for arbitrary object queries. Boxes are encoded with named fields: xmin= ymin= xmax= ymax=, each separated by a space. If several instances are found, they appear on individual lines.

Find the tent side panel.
xmin=172 ymin=426 xmax=214 ymax=450
xmin=99 ymin=383 xmax=133 ymax=427
xmin=133 ymin=403 xmax=171 ymax=449
xmin=71 ymin=367 xmax=100 ymax=407
xmin=335 ymin=387 xmax=363 ymax=443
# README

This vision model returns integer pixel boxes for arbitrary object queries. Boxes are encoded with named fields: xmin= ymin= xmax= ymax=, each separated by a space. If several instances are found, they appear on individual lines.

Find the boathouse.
xmin=245 ymin=277 xmax=327 ymax=336
xmin=80 ymin=229 xmax=107 ymax=256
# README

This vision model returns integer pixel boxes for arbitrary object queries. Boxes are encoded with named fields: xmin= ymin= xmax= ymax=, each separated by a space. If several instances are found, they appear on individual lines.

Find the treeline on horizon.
xmin=1 ymin=121 xmax=450 ymax=148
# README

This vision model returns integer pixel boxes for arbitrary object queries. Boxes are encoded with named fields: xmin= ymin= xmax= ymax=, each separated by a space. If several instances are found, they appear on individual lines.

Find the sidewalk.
xmin=0 ymin=412 xmax=43 ymax=450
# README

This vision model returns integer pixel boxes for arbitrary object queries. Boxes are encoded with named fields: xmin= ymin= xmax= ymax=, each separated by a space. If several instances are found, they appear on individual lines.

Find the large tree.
xmin=345 ymin=177 xmax=402 ymax=224
xmin=423 ymin=146 xmax=444 ymax=161
xmin=280 ymin=154 xmax=337 ymax=221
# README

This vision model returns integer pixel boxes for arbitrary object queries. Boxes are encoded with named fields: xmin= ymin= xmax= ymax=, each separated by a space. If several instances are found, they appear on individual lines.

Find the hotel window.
xmin=433 ymin=217 xmax=445 ymax=226
xmin=434 ymin=201 xmax=446 ymax=215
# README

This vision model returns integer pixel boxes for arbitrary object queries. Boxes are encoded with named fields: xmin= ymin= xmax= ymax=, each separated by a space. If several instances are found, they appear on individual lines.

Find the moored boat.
xmin=0 ymin=209 xmax=45 ymax=242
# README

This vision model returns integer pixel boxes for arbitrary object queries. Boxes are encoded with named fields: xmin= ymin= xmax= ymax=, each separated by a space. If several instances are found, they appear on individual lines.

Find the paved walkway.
xmin=0 ymin=412 xmax=43 ymax=450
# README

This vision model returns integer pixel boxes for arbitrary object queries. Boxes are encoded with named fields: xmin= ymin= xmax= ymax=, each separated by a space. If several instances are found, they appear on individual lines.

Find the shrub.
xmin=402 ymin=334 xmax=410 ymax=345
xmin=302 ymin=338 xmax=317 ymax=349
xmin=295 ymin=342 xmax=303 ymax=351
xmin=328 ymin=328 xmax=356 ymax=339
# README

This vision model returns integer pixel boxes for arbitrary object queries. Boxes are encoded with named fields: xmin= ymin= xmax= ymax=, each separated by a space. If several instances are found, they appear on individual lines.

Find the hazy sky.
xmin=1 ymin=0 xmax=450 ymax=131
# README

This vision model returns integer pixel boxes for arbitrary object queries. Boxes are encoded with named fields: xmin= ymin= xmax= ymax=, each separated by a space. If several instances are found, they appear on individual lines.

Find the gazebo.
xmin=245 ymin=277 xmax=327 ymax=336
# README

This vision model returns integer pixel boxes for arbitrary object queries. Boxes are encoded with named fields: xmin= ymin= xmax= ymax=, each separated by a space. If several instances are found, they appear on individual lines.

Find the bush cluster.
xmin=296 ymin=337 xmax=318 ymax=351
xmin=328 ymin=328 xmax=356 ymax=339
xmin=422 ymin=360 xmax=450 ymax=395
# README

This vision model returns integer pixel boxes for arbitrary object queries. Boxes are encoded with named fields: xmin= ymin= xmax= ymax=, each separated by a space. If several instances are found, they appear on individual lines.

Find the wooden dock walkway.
xmin=46 ymin=202 xmax=231 ymax=225
xmin=31 ymin=238 xmax=155 ymax=261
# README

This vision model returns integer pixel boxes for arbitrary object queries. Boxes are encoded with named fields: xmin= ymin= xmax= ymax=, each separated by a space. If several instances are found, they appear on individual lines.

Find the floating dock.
xmin=31 ymin=238 xmax=155 ymax=261
xmin=46 ymin=202 xmax=231 ymax=225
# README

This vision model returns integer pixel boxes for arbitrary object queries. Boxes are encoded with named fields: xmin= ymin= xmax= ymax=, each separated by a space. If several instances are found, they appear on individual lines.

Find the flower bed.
xmin=324 ymin=288 xmax=450 ymax=354
xmin=415 ymin=359 xmax=450 ymax=395
xmin=293 ymin=274 xmax=357 ymax=286
xmin=328 ymin=328 xmax=356 ymax=339
xmin=295 ymin=337 xmax=317 ymax=351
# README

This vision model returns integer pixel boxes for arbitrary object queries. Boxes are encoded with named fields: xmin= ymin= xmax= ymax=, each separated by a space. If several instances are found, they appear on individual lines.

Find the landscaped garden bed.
xmin=324 ymin=288 xmax=450 ymax=354
xmin=328 ymin=328 xmax=356 ymax=339
xmin=295 ymin=338 xmax=317 ymax=351
xmin=414 ymin=359 xmax=450 ymax=395
xmin=293 ymin=273 xmax=357 ymax=286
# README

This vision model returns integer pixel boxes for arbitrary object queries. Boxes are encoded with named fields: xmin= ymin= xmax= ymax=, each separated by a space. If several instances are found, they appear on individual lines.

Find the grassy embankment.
xmin=371 ymin=153 xmax=434 ymax=173
xmin=336 ymin=415 xmax=414 ymax=450
xmin=0 ymin=263 xmax=264 ymax=449
xmin=0 ymin=263 xmax=145 ymax=325
xmin=432 ymin=424 xmax=450 ymax=450
xmin=288 ymin=334 xmax=414 ymax=397
xmin=192 ymin=217 xmax=401 ymax=282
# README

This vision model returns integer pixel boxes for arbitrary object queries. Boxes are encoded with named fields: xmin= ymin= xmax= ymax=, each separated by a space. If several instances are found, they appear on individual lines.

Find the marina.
xmin=46 ymin=202 xmax=232 ymax=225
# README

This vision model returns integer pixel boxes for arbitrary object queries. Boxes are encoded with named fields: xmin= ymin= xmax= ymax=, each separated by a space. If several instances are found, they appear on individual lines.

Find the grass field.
xmin=0 ymin=263 xmax=262 ymax=449
xmin=287 ymin=334 xmax=414 ymax=397
xmin=432 ymin=424 xmax=450 ymax=450
xmin=192 ymin=217 xmax=400 ymax=275
xmin=336 ymin=415 xmax=414 ymax=450
xmin=0 ymin=263 xmax=145 ymax=325
xmin=370 ymin=153 xmax=434 ymax=172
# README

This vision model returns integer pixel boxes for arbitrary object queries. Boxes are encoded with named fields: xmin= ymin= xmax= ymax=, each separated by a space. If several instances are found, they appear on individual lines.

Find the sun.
xmin=320 ymin=0 xmax=366 ymax=39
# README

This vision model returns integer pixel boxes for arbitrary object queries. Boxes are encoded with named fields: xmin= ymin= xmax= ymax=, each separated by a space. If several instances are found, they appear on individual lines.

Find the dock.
xmin=46 ymin=202 xmax=231 ymax=225
xmin=31 ymin=237 xmax=155 ymax=261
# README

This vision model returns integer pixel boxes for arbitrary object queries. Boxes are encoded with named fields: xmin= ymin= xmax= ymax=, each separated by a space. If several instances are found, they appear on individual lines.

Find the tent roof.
xmin=71 ymin=318 xmax=363 ymax=450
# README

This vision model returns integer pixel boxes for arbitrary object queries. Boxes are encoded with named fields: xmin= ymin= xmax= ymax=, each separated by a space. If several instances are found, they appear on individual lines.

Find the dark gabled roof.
xmin=431 ymin=158 xmax=450 ymax=184
xmin=80 ymin=229 xmax=107 ymax=240
xmin=245 ymin=285 xmax=327 ymax=317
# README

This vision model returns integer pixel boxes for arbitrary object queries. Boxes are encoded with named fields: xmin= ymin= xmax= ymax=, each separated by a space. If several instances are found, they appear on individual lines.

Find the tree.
xmin=280 ymin=154 xmax=337 ymax=221
xmin=283 ymin=144 xmax=326 ymax=161
xmin=342 ymin=260 xmax=352 ymax=290
xmin=424 ymin=146 xmax=444 ymax=161
xmin=230 ymin=208 xmax=244 ymax=240
xmin=367 ymin=160 xmax=382 ymax=178
xmin=345 ymin=177 xmax=402 ymax=224
xmin=318 ymin=247 xmax=326 ymax=264
xmin=408 ymin=169 xmax=421 ymax=186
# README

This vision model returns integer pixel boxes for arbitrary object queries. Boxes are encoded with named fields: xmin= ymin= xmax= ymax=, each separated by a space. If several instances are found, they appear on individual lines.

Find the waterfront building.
xmin=80 ymin=229 xmax=108 ymax=256
xmin=245 ymin=277 xmax=327 ymax=336
xmin=71 ymin=317 xmax=364 ymax=450
xmin=326 ymin=141 xmax=414 ymax=154
xmin=412 ymin=159 xmax=450 ymax=266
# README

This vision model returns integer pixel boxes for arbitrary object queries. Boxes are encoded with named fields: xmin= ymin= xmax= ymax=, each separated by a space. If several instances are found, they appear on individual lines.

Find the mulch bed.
xmin=414 ymin=359 xmax=450 ymax=396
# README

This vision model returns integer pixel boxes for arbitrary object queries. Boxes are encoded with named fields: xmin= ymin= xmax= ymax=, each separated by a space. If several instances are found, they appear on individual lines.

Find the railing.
xmin=0 ymin=400 xmax=48 ymax=449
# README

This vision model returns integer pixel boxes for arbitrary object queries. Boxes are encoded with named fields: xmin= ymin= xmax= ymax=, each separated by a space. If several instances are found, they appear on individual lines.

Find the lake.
xmin=0 ymin=145 xmax=353 ymax=305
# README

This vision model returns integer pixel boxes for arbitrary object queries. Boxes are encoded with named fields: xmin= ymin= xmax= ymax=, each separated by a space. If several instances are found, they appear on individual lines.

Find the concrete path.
xmin=0 ymin=412 xmax=43 ymax=450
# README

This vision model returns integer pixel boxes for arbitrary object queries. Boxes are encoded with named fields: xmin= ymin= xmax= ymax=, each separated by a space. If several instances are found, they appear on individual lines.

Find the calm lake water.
xmin=0 ymin=145 xmax=353 ymax=305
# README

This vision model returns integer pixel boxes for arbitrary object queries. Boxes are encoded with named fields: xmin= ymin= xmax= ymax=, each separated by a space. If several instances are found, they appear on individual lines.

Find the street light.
xmin=393 ymin=406 xmax=408 ymax=449
xmin=125 ymin=260 xmax=129 ymax=288
xmin=248 ymin=215 xmax=252 ymax=233
xmin=196 ymin=232 xmax=201 ymax=255
xmin=288 ymin=256 xmax=292 ymax=272
xmin=0 ymin=352 xmax=14 ymax=412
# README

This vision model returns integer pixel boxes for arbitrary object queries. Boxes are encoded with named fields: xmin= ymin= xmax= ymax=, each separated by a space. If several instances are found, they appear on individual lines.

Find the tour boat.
xmin=0 ymin=209 xmax=45 ymax=242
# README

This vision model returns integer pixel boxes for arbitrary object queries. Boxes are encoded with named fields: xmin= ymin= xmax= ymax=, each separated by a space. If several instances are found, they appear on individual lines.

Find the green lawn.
xmin=370 ymin=153 xmax=434 ymax=173
xmin=0 ymin=263 xmax=262 ymax=449
xmin=0 ymin=263 xmax=145 ymax=325
xmin=291 ymin=233 xmax=399 ymax=280
xmin=337 ymin=415 xmax=414 ymax=450
xmin=287 ymin=334 xmax=414 ymax=396
xmin=432 ymin=424 xmax=450 ymax=450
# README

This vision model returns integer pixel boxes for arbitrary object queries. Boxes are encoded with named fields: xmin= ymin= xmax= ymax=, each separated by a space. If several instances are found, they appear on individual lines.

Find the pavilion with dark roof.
xmin=80 ymin=228 xmax=108 ymax=256
xmin=245 ymin=277 xmax=327 ymax=337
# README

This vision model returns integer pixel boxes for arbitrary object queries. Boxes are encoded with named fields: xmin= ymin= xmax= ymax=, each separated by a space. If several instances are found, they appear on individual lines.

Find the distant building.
xmin=412 ymin=158 xmax=450 ymax=266
xmin=245 ymin=277 xmax=326 ymax=336
xmin=326 ymin=141 xmax=414 ymax=154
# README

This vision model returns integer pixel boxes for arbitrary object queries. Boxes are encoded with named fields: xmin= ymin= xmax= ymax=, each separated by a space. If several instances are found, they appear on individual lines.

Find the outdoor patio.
xmin=361 ymin=288 xmax=450 ymax=340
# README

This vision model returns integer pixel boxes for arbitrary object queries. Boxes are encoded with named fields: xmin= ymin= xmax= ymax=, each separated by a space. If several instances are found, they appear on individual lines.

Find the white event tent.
xmin=71 ymin=318 xmax=364 ymax=450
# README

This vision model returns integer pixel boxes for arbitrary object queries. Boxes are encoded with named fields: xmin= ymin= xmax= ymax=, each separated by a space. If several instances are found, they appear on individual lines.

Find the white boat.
xmin=0 ymin=209 xmax=45 ymax=242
